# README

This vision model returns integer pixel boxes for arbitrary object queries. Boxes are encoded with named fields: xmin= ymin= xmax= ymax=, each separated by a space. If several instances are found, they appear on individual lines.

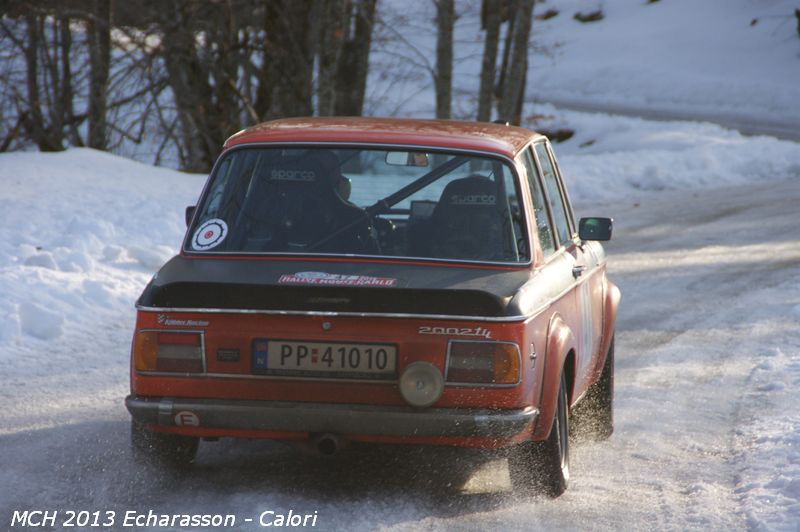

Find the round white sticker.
xmin=174 ymin=411 xmax=200 ymax=427
xmin=191 ymin=218 xmax=228 ymax=250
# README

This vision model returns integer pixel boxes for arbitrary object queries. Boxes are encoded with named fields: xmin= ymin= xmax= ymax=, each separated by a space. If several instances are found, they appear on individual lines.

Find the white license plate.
xmin=252 ymin=339 xmax=397 ymax=380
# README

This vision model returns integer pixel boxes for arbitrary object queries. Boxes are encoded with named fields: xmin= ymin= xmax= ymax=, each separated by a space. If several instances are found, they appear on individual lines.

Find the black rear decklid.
xmin=137 ymin=256 xmax=531 ymax=317
xmin=141 ymin=282 xmax=506 ymax=316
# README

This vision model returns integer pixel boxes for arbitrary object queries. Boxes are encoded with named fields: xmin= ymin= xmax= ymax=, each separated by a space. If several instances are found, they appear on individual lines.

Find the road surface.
xmin=2 ymin=178 xmax=799 ymax=530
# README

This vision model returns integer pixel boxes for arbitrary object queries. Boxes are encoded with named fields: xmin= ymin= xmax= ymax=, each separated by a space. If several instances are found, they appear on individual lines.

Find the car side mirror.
xmin=579 ymin=217 xmax=613 ymax=241
xmin=185 ymin=205 xmax=196 ymax=227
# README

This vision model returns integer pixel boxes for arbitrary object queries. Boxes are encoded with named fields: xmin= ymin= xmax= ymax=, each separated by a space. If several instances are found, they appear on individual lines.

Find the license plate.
xmin=252 ymin=339 xmax=397 ymax=380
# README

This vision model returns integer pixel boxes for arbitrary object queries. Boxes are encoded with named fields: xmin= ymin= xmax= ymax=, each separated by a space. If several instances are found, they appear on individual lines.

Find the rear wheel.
xmin=131 ymin=420 xmax=199 ymax=469
xmin=572 ymin=335 xmax=614 ymax=441
xmin=508 ymin=372 xmax=570 ymax=498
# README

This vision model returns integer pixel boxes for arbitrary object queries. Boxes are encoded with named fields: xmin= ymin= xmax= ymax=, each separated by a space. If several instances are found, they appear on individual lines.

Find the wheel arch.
xmin=533 ymin=313 xmax=577 ymax=440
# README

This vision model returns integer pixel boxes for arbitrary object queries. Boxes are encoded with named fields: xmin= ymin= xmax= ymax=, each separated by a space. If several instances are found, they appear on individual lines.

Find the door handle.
xmin=572 ymin=265 xmax=586 ymax=278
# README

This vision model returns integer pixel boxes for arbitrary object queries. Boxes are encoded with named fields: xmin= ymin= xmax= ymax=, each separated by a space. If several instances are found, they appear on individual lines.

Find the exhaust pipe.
xmin=314 ymin=433 xmax=343 ymax=456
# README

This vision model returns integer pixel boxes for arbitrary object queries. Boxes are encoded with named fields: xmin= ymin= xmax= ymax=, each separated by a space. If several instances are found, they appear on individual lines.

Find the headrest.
xmin=266 ymin=154 xmax=321 ymax=184
xmin=439 ymin=176 xmax=498 ymax=208
xmin=264 ymin=150 xmax=342 ymax=191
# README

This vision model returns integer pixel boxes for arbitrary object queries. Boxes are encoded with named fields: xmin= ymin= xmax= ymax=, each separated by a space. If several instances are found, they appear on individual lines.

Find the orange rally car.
xmin=126 ymin=117 xmax=620 ymax=497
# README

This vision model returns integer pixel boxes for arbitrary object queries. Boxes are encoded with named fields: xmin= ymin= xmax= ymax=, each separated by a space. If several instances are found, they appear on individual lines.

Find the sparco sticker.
xmin=191 ymin=218 xmax=228 ymax=250
xmin=278 ymin=271 xmax=397 ymax=287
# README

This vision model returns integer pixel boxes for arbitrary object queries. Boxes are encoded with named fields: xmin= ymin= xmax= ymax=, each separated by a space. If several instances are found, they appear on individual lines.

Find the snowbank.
xmin=537 ymin=105 xmax=800 ymax=202
xmin=531 ymin=0 xmax=800 ymax=129
xmin=0 ymin=148 xmax=203 ymax=370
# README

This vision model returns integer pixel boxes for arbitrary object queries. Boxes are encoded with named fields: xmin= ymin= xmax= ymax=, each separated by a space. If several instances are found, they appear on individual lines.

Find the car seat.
xmin=236 ymin=150 xmax=374 ymax=253
xmin=425 ymin=175 xmax=509 ymax=261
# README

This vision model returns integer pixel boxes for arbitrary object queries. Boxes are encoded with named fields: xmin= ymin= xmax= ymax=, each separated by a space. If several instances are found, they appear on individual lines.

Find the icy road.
xmin=1 ymin=166 xmax=798 ymax=530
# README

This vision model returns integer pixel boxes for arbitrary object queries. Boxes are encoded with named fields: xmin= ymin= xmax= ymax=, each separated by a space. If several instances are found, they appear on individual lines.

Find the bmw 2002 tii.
xmin=126 ymin=117 xmax=620 ymax=497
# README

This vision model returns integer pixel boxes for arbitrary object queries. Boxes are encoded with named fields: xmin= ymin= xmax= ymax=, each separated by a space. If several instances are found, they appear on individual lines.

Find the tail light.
xmin=133 ymin=331 xmax=204 ymax=373
xmin=446 ymin=341 xmax=520 ymax=385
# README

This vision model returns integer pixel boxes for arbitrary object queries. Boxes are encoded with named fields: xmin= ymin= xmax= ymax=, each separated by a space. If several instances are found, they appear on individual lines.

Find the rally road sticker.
xmin=278 ymin=271 xmax=398 ymax=287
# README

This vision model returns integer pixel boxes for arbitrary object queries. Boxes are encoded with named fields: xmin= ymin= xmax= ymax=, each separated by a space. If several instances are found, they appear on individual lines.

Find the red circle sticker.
xmin=192 ymin=218 xmax=228 ymax=250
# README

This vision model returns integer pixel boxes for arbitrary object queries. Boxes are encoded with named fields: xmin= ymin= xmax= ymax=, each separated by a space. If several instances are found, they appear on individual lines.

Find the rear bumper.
xmin=125 ymin=395 xmax=537 ymax=439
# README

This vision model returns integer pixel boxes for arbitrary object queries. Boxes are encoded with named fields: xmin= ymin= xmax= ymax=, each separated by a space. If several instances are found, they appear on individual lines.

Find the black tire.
xmin=572 ymin=335 xmax=614 ymax=441
xmin=508 ymin=372 xmax=570 ymax=498
xmin=131 ymin=420 xmax=199 ymax=469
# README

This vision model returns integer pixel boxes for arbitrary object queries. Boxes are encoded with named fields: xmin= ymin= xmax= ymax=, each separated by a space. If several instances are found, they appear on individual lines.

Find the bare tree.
xmin=795 ymin=9 xmax=800 ymax=37
xmin=494 ymin=0 xmax=515 ymax=104
xmin=262 ymin=0 xmax=316 ymax=119
xmin=10 ymin=10 xmax=75 ymax=151
xmin=158 ymin=1 xmax=246 ymax=171
xmin=87 ymin=0 xmax=111 ymax=149
xmin=434 ymin=0 xmax=454 ymax=119
xmin=333 ymin=0 xmax=377 ymax=116
xmin=498 ymin=0 xmax=533 ymax=125
xmin=0 ymin=0 xmax=380 ymax=167
xmin=477 ymin=0 xmax=502 ymax=122
xmin=317 ymin=0 xmax=348 ymax=116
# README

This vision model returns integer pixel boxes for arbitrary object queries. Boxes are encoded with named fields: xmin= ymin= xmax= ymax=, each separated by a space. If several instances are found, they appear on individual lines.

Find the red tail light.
xmin=133 ymin=331 xmax=204 ymax=373
xmin=446 ymin=341 xmax=520 ymax=385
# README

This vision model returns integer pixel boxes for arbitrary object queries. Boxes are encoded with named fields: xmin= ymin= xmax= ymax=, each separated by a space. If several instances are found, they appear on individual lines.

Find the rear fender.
xmin=533 ymin=314 xmax=576 ymax=440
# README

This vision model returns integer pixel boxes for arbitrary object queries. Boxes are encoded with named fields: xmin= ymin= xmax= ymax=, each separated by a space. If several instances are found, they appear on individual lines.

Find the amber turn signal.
xmin=133 ymin=331 xmax=204 ymax=373
xmin=133 ymin=331 xmax=159 ymax=372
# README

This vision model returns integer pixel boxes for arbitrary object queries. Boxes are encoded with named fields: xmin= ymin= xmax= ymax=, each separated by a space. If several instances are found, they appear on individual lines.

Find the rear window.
xmin=185 ymin=147 xmax=530 ymax=264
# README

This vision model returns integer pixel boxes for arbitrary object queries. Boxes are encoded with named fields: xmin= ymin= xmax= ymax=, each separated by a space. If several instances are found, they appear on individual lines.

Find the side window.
xmin=521 ymin=149 xmax=556 ymax=258
xmin=534 ymin=143 xmax=571 ymax=246
xmin=545 ymin=144 xmax=576 ymax=230
xmin=501 ymin=164 xmax=529 ymax=261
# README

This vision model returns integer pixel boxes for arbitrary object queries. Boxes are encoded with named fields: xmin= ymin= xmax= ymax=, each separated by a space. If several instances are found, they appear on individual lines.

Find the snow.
xmin=373 ymin=0 xmax=800 ymax=138
xmin=18 ymin=302 xmax=64 ymax=341
xmin=594 ymin=181 xmax=800 ymax=532
xmin=2 ymin=0 xmax=800 ymax=529
xmin=0 ymin=149 xmax=203 ymax=438
xmin=2 ymin=135 xmax=799 ymax=531
xmin=531 ymin=0 xmax=800 ymax=130
xmin=537 ymin=104 xmax=800 ymax=201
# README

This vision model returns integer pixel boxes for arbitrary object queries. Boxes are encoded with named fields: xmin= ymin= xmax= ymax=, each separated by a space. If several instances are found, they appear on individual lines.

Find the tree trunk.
xmin=58 ymin=15 xmax=82 ymax=146
xmin=494 ymin=0 xmax=516 ymax=101
xmin=317 ymin=0 xmax=348 ymax=116
xmin=498 ymin=0 xmax=533 ymax=125
xmin=512 ymin=50 xmax=527 ymax=125
xmin=434 ymin=0 xmax=454 ymax=119
xmin=23 ymin=14 xmax=62 ymax=152
xmin=88 ymin=0 xmax=111 ymax=150
xmin=209 ymin=2 xmax=240 ymax=133
xmin=795 ymin=9 xmax=800 ymax=37
xmin=160 ymin=3 xmax=219 ymax=171
xmin=263 ymin=0 xmax=315 ymax=119
xmin=477 ymin=0 xmax=501 ymax=122
xmin=333 ymin=0 xmax=377 ymax=116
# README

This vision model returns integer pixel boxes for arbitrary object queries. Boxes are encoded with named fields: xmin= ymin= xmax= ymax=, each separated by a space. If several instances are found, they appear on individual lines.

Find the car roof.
xmin=223 ymin=117 xmax=544 ymax=158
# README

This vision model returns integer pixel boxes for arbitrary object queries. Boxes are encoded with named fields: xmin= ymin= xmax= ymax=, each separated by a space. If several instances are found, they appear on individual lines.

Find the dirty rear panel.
xmin=131 ymin=310 xmax=537 ymax=410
